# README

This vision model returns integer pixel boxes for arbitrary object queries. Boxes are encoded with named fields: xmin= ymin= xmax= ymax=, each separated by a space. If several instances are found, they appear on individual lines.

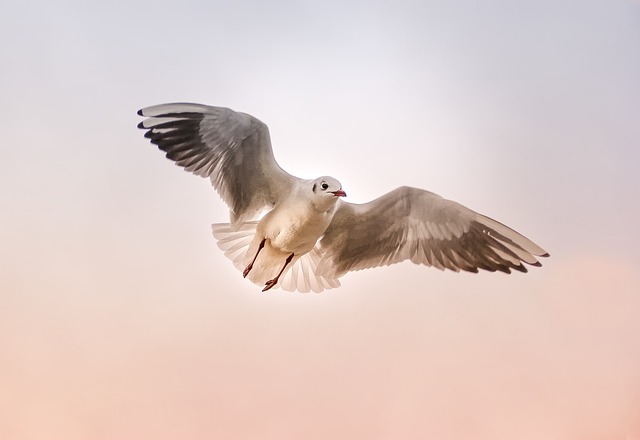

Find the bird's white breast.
xmin=261 ymin=200 xmax=335 ymax=255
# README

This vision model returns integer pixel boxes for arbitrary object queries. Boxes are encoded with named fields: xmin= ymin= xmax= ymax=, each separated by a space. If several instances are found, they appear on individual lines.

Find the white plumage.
xmin=138 ymin=103 xmax=549 ymax=292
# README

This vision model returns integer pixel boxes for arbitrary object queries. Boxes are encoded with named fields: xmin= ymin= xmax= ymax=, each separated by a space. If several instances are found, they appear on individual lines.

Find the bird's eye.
xmin=321 ymin=182 xmax=329 ymax=190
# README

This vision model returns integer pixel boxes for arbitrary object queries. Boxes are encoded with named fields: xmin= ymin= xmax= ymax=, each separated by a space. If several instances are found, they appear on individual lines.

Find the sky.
xmin=1 ymin=0 xmax=639 ymax=439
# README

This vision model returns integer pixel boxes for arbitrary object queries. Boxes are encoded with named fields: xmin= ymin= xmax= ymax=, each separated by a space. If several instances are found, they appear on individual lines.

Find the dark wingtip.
xmin=136 ymin=121 xmax=145 ymax=129
xmin=515 ymin=264 xmax=528 ymax=273
xmin=531 ymin=260 xmax=543 ymax=267
xmin=137 ymin=109 xmax=144 ymax=116
xmin=540 ymin=252 xmax=550 ymax=258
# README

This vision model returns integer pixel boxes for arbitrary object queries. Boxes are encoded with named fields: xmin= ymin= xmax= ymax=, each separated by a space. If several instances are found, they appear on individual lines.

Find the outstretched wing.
xmin=318 ymin=186 xmax=549 ymax=278
xmin=138 ymin=103 xmax=298 ymax=224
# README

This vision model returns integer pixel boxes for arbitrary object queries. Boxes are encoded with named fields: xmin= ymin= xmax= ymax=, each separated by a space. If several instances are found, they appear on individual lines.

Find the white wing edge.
xmin=474 ymin=214 xmax=549 ymax=261
xmin=138 ymin=102 xmax=218 ymax=117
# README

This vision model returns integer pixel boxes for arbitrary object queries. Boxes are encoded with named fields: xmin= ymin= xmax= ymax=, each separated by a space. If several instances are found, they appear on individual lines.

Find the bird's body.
xmin=138 ymin=103 xmax=548 ymax=292
xmin=236 ymin=177 xmax=343 ymax=290
xmin=259 ymin=178 xmax=340 ymax=255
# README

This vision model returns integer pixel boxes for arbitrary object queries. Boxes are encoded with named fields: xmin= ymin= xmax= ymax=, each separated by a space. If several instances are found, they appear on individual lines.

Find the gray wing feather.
xmin=138 ymin=103 xmax=298 ymax=224
xmin=318 ymin=186 xmax=549 ymax=277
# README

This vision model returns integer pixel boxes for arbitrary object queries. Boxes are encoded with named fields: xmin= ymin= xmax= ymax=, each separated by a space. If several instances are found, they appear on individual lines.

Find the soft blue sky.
xmin=1 ymin=1 xmax=639 ymax=439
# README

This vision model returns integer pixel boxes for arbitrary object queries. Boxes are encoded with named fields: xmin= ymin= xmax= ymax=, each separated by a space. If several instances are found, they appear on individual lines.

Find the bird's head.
xmin=311 ymin=176 xmax=346 ymax=211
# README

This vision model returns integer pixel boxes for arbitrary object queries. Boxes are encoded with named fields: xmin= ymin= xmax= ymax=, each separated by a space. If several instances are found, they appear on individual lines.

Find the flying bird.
xmin=137 ymin=103 xmax=548 ymax=293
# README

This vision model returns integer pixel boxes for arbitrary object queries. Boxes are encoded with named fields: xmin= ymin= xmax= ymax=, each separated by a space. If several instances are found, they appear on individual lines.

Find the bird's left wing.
xmin=318 ymin=186 xmax=548 ymax=278
xmin=138 ymin=103 xmax=298 ymax=225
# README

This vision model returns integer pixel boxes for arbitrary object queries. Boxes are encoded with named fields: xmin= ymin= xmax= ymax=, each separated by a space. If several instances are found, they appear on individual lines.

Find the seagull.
xmin=137 ymin=103 xmax=549 ymax=293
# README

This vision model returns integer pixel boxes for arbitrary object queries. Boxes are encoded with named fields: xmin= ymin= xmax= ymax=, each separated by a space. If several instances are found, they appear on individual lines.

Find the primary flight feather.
xmin=138 ymin=103 xmax=548 ymax=292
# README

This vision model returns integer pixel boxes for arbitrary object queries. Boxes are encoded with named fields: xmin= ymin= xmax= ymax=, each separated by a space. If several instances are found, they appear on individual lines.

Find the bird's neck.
xmin=311 ymin=198 xmax=339 ymax=214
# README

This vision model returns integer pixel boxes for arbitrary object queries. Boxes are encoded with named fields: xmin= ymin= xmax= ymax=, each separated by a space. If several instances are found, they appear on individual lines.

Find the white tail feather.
xmin=212 ymin=222 xmax=258 ymax=271
xmin=212 ymin=223 xmax=341 ymax=293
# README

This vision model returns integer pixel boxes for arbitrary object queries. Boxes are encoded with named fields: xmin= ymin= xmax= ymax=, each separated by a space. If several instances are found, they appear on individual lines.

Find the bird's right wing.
xmin=318 ymin=186 xmax=548 ymax=278
xmin=138 ymin=103 xmax=299 ymax=225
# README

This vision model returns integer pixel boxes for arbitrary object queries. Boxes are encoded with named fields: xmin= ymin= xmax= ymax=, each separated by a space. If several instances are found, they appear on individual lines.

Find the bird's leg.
xmin=262 ymin=253 xmax=294 ymax=292
xmin=243 ymin=238 xmax=266 ymax=278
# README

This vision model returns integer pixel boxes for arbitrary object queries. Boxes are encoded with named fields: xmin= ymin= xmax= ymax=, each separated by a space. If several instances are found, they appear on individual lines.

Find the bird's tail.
xmin=211 ymin=222 xmax=341 ymax=293
xmin=211 ymin=222 xmax=258 ymax=272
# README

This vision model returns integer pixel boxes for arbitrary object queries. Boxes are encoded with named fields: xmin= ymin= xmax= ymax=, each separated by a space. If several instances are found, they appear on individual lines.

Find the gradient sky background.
xmin=1 ymin=0 xmax=640 ymax=439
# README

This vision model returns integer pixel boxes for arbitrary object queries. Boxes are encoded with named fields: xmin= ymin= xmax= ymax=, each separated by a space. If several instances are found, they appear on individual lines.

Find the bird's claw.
xmin=262 ymin=279 xmax=277 ymax=292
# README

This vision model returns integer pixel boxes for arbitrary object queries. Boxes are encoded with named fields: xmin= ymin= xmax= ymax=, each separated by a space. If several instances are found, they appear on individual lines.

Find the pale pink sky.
xmin=1 ymin=0 xmax=639 ymax=439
